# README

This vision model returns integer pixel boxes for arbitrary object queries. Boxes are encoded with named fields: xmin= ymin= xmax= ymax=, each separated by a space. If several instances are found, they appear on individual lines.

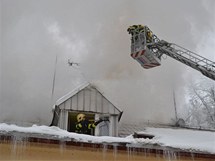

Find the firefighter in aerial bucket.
xmin=75 ymin=113 xmax=109 ymax=135
xmin=127 ymin=25 xmax=144 ymax=43
xmin=127 ymin=25 xmax=144 ymax=34
xmin=146 ymin=30 xmax=153 ymax=43
xmin=127 ymin=25 xmax=140 ymax=35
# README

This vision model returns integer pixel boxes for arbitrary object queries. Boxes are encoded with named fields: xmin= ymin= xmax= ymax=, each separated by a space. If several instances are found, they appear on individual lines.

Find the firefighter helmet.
xmin=77 ymin=113 xmax=85 ymax=122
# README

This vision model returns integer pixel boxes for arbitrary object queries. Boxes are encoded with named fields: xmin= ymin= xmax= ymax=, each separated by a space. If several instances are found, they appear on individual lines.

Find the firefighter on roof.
xmin=75 ymin=113 xmax=108 ymax=135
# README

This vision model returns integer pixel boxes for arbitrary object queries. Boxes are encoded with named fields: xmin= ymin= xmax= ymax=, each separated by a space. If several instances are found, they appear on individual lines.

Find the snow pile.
xmin=0 ymin=123 xmax=214 ymax=154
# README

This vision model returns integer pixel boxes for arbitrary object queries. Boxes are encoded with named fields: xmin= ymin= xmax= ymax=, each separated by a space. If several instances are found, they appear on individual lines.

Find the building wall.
xmin=58 ymin=110 xmax=68 ymax=130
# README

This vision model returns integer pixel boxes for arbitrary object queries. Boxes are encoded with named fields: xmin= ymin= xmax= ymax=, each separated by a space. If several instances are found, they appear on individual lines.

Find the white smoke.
xmin=1 ymin=0 xmax=215 ymax=125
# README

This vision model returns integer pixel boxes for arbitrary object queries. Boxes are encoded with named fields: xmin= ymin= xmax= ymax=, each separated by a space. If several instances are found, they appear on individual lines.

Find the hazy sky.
xmin=1 ymin=0 xmax=215 ymax=125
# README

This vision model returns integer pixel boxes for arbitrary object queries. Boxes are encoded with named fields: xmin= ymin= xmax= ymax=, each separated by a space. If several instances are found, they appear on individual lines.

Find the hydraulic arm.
xmin=127 ymin=25 xmax=215 ymax=81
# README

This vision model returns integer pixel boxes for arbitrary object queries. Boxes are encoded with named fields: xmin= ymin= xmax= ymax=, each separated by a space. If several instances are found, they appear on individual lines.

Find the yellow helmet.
xmin=77 ymin=113 xmax=85 ymax=122
xmin=138 ymin=24 xmax=144 ymax=28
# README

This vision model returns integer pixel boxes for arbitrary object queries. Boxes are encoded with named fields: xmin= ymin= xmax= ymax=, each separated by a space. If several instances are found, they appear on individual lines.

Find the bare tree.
xmin=186 ymin=79 xmax=215 ymax=129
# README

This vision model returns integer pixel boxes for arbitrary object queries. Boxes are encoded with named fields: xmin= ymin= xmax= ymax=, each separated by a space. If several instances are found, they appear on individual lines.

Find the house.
xmin=50 ymin=83 xmax=123 ymax=137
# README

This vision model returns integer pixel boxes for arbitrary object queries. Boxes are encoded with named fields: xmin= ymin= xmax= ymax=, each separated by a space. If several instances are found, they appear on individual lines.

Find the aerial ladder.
xmin=127 ymin=25 xmax=215 ymax=81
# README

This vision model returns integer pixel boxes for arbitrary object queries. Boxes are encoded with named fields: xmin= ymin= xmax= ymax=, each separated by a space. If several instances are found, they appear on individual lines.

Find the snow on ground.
xmin=0 ymin=123 xmax=214 ymax=154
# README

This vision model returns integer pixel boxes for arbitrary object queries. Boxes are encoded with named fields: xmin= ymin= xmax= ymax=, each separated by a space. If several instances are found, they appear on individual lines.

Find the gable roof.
xmin=55 ymin=82 xmax=122 ymax=116
xmin=56 ymin=82 xmax=90 ymax=106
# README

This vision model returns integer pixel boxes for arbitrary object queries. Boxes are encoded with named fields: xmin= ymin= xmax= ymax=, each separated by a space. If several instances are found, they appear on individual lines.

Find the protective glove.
xmin=94 ymin=119 xmax=103 ymax=125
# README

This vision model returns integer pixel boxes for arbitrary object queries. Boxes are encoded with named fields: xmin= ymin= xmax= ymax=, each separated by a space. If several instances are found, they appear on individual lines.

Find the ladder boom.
xmin=155 ymin=40 xmax=215 ymax=80
xmin=127 ymin=25 xmax=215 ymax=81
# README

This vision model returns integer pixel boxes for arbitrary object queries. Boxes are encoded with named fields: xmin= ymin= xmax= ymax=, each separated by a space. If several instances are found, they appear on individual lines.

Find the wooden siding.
xmin=58 ymin=86 xmax=121 ymax=115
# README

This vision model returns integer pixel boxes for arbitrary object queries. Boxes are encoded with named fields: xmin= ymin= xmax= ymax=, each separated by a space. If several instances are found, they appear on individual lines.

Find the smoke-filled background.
xmin=1 ymin=0 xmax=215 ymax=125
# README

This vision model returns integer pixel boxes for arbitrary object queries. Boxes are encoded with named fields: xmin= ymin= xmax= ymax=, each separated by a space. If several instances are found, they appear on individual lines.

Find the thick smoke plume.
xmin=1 ymin=0 xmax=215 ymax=125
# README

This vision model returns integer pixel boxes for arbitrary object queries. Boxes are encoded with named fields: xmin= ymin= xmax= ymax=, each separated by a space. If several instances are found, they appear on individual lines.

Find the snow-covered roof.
xmin=0 ymin=123 xmax=214 ymax=154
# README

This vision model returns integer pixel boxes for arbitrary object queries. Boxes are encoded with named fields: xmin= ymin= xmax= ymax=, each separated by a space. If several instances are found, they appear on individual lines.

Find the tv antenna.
xmin=68 ymin=59 xmax=79 ymax=66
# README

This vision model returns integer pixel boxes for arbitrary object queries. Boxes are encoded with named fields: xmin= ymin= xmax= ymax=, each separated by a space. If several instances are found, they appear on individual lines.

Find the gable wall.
xmin=58 ymin=86 xmax=120 ymax=115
